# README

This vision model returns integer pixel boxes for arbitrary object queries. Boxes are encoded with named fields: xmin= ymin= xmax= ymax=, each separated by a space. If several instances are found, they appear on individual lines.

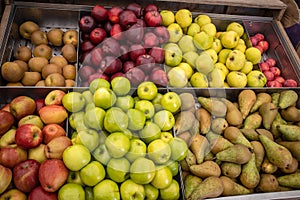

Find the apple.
xmin=263 ymin=70 xmax=275 ymax=81
xmin=161 ymin=92 xmax=181 ymax=113
xmin=102 ymin=56 xmax=122 ymax=75
xmin=136 ymin=54 xmax=155 ymax=74
xmin=105 ymin=132 xmax=130 ymax=158
xmin=39 ymin=159 xmax=68 ymax=192
xmin=143 ymin=32 xmax=159 ymax=49
xmin=15 ymin=124 xmax=43 ymax=149
xmin=125 ymin=67 xmax=146 ymax=86
xmin=18 ymin=115 xmax=44 ymax=130
xmin=0 ymin=164 xmax=12 ymax=194
xmin=79 ymin=66 xmax=96 ymax=81
xmin=144 ymin=184 xmax=159 ymax=200
xmin=0 ymin=189 xmax=27 ymax=200
xmin=42 ymin=123 xmax=66 ymax=144
xmin=90 ymin=27 xmax=107 ymax=45
xmin=1 ymin=103 xmax=10 ymax=112
xmin=274 ymin=76 xmax=285 ymax=84
xmin=254 ymin=33 xmax=265 ymax=41
xmin=58 ymin=183 xmax=85 ymax=200
xmin=147 ymin=139 xmax=171 ymax=164
xmin=28 ymin=144 xmax=47 ymax=163
xmin=80 ymin=40 xmax=95 ymax=52
xmin=110 ymin=24 xmax=124 ymax=40
xmin=137 ymin=81 xmax=158 ymax=100
xmin=67 ymin=171 xmax=84 ymax=186
xmin=45 ymin=136 xmax=72 ymax=159
xmin=115 ymin=95 xmax=135 ymax=112
xmin=120 ymin=179 xmax=145 ymax=200
xmin=151 ymin=165 xmax=173 ymax=189
xmin=91 ymin=5 xmax=108 ymax=22
xmin=283 ymin=79 xmax=298 ymax=87
xmin=125 ymin=138 xmax=147 ymax=163
xmin=250 ymin=36 xmax=258 ymax=46
xmin=101 ymin=37 xmax=120 ymax=56
xmin=144 ymin=10 xmax=162 ymax=27
xmin=62 ymin=92 xmax=86 ymax=113
xmin=28 ymin=186 xmax=58 ymax=200
xmin=89 ymin=77 xmax=110 ymax=93
xmin=165 ymin=160 xmax=179 ymax=176
xmin=125 ymin=3 xmax=142 ymax=18
xmin=119 ymin=45 xmax=130 ymax=61
xmin=19 ymin=20 xmax=40 ymax=40
xmin=257 ymin=40 xmax=269 ymax=52
xmin=44 ymin=90 xmax=65 ymax=106
xmin=103 ymin=107 xmax=128 ymax=133
xmin=125 ymin=23 xmax=145 ymax=44
xmin=154 ymin=26 xmax=170 ymax=44
xmin=0 ymin=110 xmax=15 ymax=136
xmin=148 ymin=46 xmax=164 ymax=63
xmin=93 ymin=143 xmax=112 ymax=165
xmin=259 ymin=62 xmax=270 ymax=71
xmin=63 ymin=144 xmax=91 ymax=171
xmin=79 ymin=15 xmax=96 ymax=33
xmin=160 ymin=132 xmax=174 ymax=143
xmin=13 ymin=159 xmax=40 ymax=193
xmin=119 ymin=10 xmax=137 ymax=29
xmin=227 ymin=71 xmax=247 ymax=87
xmin=106 ymin=157 xmax=130 ymax=183
xmin=129 ymin=44 xmax=146 ymax=61
xmin=108 ymin=6 xmax=123 ymax=23
xmin=93 ymin=87 xmax=117 ymax=109
xmin=0 ymin=146 xmax=27 ymax=168
xmin=150 ymin=68 xmax=168 ymax=87
xmin=63 ymin=29 xmax=78 ymax=47
xmin=93 ymin=179 xmax=120 ymax=200
xmin=254 ymin=45 xmax=264 ymax=54
xmin=0 ymin=128 xmax=16 ymax=148
xmin=265 ymin=57 xmax=276 ymax=67
xmin=130 ymin=157 xmax=156 ymax=184
xmin=80 ymin=161 xmax=106 ymax=186
xmin=267 ymin=80 xmax=282 ymax=87
xmin=111 ymin=76 xmax=131 ymax=96
xmin=127 ymin=108 xmax=146 ymax=131
xmin=144 ymin=3 xmax=158 ymax=14
xmin=153 ymin=110 xmax=175 ymax=131
xmin=10 ymin=96 xmax=36 ymax=120
xmin=139 ymin=122 xmax=161 ymax=144
xmin=160 ymin=179 xmax=180 ymax=199
xmin=39 ymin=105 xmax=68 ymax=125
xmin=135 ymin=99 xmax=155 ymax=119
xmin=75 ymin=129 xmax=100 ymax=152
xmin=169 ymin=137 xmax=188 ymax=161
xmin=83 ymin=107 xmax=106 ymax=131
xmin=90 ymin=47 xmax=104 ymax=67
xmin=270 ymin=66 xmax=281 ymax=77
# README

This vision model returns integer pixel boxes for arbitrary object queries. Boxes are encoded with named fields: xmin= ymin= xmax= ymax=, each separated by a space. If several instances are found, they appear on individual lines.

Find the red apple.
xmin=10 ymin=96 xmax=36 ymax=120
xmin=13 ymin=159 xmax=40 ymax=193
xmin=80 ymin=40 xmax=95 ymax=52
xmin=80 ymin=50 xmax=92 ymax=65
xmin=270 ymin=66 xmax=281 ymax=77
xmin=102 ymin=56 xmax=122 ymax=75
xmin=265 ymin=58 xmax=276 ymax=67
xmin=90 ymin=27 xmax=107 ymax=45
xmin=126 ymin=3 xmax=142 ymax=18
xmin=0 ymin=164 xmax=12 ymax=194
xmin=125 ymin=23 xmax=145 ymax=44
xmin=150 ymin=68 xmax=168 ymax=87
xmin=119 ymin=45 xmax=130 ymax=61
xmin=34 ymin=98 xmax=45 ymax=114
xmin=42 ymin=123 xmax=66 ymax=144
xmin=15 ymin=124 xmax=43 ymax=149
xmin=148 ymin=46 xmax=165 ymax=63
xmin=259 ymin=62 xmax=270 ymax=72
xmin=144 ymin=10 xmax=162 ymax=27
xmin=110 ymin=24 xmax=124 ymax=40
xmin=45 ymin=136 xmax=72 ymax=159
xmin=125 ymin=67 xmax=145 ymax=86
xmin=154 ymin=26 xmax=170 ymax=44
xmin=28 ymin=186 xmax=58 ymax=200
xmin=143 ymin=32 xmax=159 ymax=49
xmin=81 ymin=32 xmax=90 ymax=41
xmin=263 ymin=70 xmax=275 ymax=81
xmin=44 ymin=90 xmax=66 ymax=106
xmin=250 ymin=36 xmax=258 ymax=46
xmin=129 ymin=44 xmax=146 ymax=61
xmin=0 ymin=146 xmax=27 ymax=168
xmin=254 ymin=33 xmax=265 ymax=42
xmin=136 ymin=18 xmax=146 ymax=27
xmin=0 ymin=110 xmax=15 ymax=136
xmin=257 ymin=40 xmax=269 ymax=52
xmin=108 ymin=6 xmax=123 ymax=24
xmin=39 ymin=159 xmax=68 ymax=193
xmin=79 ymin=65 xmax=96 ymax=81
xmin=1 ymin=104 xmax=10 ymax=112
xmin=136 ymin=54 xmax=155 ymax=74
xmin=88 ymin=72 xmax=109 ymax=83
xmin=119 ymin=10 xmax=137 ymax=29
xmin=267 ymin=80 xmax=282 ymax=87
xmin=0 ymin=189 xmax=27 ymax=200
xmin=91 ymin=5 xmax=108 ymax=22
xmin=123 ymin=60 xmax=136 ymax=73
xmin=101 ymin=37 xmax=120 ymax=56
xmin=91 ymin=47 xmax=104 ymax=67
xmin=274 ymin=76 xmax=285 ymax=84
xmin=79 ymin=15 xmax=96 ymax=33
xmin=38 ymin=105 xmax=68 ymax=125
xmin=143 ymin=4 xmax=158 ymax=15
xmin=283 ymin=79 xmax=298 ymax=87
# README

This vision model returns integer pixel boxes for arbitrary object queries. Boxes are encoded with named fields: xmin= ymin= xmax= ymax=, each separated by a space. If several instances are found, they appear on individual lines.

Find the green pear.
xmin=186 ymin=23 xmax=201 ymax=36
xmin=277 ymin=141 xmax=300 ymax=161
xmin=277 ymin=172 xmax=300 ymax=189
xmin=178 ymin=35 xmax=197 ymax=53
xmin=220 ymin=31 xmax=239 ymax=49
xmin=195 ymin=52 xmax=215 ymax=75
xmin=238 ymin=89 xmax=257 ymax=119
xmin=225 ymin=50 xmax=246 ymax=71
xmin=206 ymin=131 xmax=234 ymax=154
xmin=271 ymin=113 xmax=288 ymax=139
xmin=278 ymin=90 xmax=298 ymax=109
xmin=243 ymin=112 xmax=262 ymax=129
xmin=197 ymin=97 xmax=227 ymax=117
xmin=174 ymin=111 xmax=196 ymax=135
xmin=259 ymin=102 xmax=278 ymax=130
xmin=250 ymin=141 xmax=265 ymax=170
xmin=277 ymin=124 xmax=300 ymax=141
xmin=184 ymin=175 xmax=202 ymax=199
xmin=193 ymin=31 xmax=213 ymax=50
xmin=271 ymin=92 xmax=280 ymax=107
xmin=240 ymin=129 xmax=259 ymax=141
xmin=240 ymin=153 xmax=260 ymax=189
xmin=224 ymin=126 xmax=252 ymax=149
xmin=216 ymin=144 xmax=252 ymax=164
xmin=164 ymin=43 xmax=182 ymax=67
xmin=190 ymin=72 xmax=208 ymax=87
xmin=220 ymin=176 xmax=250 ymax=196
xmin=280 ymin=106 xmax=300 ymax=122
xmin=250 ymin=92 xmax=272 ymax=113
xmin=220 ymin=162 xmax=241 ymax=179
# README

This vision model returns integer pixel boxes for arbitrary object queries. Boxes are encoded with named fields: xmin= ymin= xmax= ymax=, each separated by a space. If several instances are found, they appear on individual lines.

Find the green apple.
xmin=245 ymin=47 xmax=262 ymax=64
xmin=218 ymin=49 xmax=232 ymax=64
xmin=120 ymin=179 xmax=145 ymax=200
xmin=201 ymin=23 xmax=217 ymax=37
xmin=111 ymin=76 xmax=131 ymax=96
xmin=215 ymin=62 xmax=229 ymax=80
xmin=195 ymin=52 xmax=215 ymax=75
xmin=58 ymin=183 xmax=85 ymax=200
xmin=115 ymin=95 xmax=134 ymax=112
xmin=93 ymin=179 xmax=120 ymax=200
xmin=160 ymin=131 xmax=174 ymax=143
xmin=62 ymin=92 xmax=86 ymax=112
xmin=152 ymin=93 xmax=164 ymax=112
xmin=190 ymin=72 xmax=209 ymax=87
xmin=105 ymin=132 xmax=130 ymax=158
xmin=205 ymin=49 xmax=218 ymax=64
xmin=164 ymin=43 xmax=183 ymax=67
xmin=194 ymin=14 xmax=211 ymax=27
xmin=167 ymin=66 xmax=188 ymax=88
xmin=240 ymin=61 xmax=253 ymax=74
xmin=221 ymin=30 xmax=240 ymax=49
xmin=247 ymin=70 xmax=267 ymax=87
xmin=211 ymin=38 xmax=222 ymax=53
xmin=135 ymin=100 xmax=155 ymax=119
xmin=160 ymin=10 xmax=175 ymax=27
xmin=144 ymin=184 xmax=159 ymax=200
xmin=161 ymin=92 xmax=181 ymax=113
xmin=153 ymin=110 xmax=175 ymax=131
xmin=167 ymin=23 xmax=183 ymax=43
xmin=92 ymin=143 xmax=111 ymax=165
xmin=63 ymin=144 xmax=91 ymax=171
xmin=226 ymin=22 xmax=244 ymax=37
xmin=76 ymin=129 xmax=100 ymax=151
xmin=208 ymin=67 xmax=225 ymax=87
xmin=165 ymin=160 xmax=179 ymax=176
xmin=186 ymin=23 xmax=201 ymax=37
xmin=93 ymin=87 xmax=116 ymax=110
xmin=178 ymin=35 xmax=196 ymax=53
xmin=193 ymin=31 xmax=213 ymax=50
xmin=139 ymin=122 xmax=161 ymax=144
xmin=67 ymin=171 xmax=84 ymax=186
xmin=80 ymin=161 xmax=105 ymax=186
xmin=130 ymin=157 xmax=156 ymax=184
xmin=160 ymin=179 xmax=180 ymax=200
xmin=84 ymin=107 xmax=106 ymax=131
xmin=177 ymin=62 xmax=193 ymax=79
xmin=225 ymin=49 xmax=246 ymax=71
xmin=169 ymin=137 xmax=188 ymax=161
xmin=107 ymin=157 xmax=130 ymax=183
xmin=85 ymin=102 xmax=96 ymax=112
xmin=137 ymin=81 xmax=158 ymax=101
xmin=175 ymin=9 xmax=192 ymax=28
xmin=234 ymin=40 xmax=247 ymax=53
xmin=151 ymin=165 xmax=173 ymax=189
xmin=68 ymin=111 xmax=88 ymax=132
xmin=147 ymin=139 xmax=171 ymax=164
xmin=226 ymin=71 xmax=247 ymax=87
xmin=182 ymin=51 xmax=198 ymax=68
xmin=89 ymin=78 xmax=110 ymax=94
xmin=104 ymin=107 xmax=128 ymax=133
xmin=81 ymin=90 xmax=94 ymax=104
xmin=127 ymin=108 xmax=146 ymax=131
xmin=125 ymin=138 xmax=147 ymax=162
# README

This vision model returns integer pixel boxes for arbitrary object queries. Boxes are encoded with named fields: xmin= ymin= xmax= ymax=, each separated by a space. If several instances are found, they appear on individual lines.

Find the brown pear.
xmin=174 ymin=111 xmax=196 ymax=135
xmin=197 ymin=97 xmax=227 ymax=117
xmin=250 ymin=92 xmax=272 ymax=113
xmin=240 ymin=153 xmax=260 ymax=189
xmin=279 ymin=157 xmax=298 ymax=174
xmin=189 ymin=133 xmax=209 ymax=164
xmin=243 ymin=112 xmax=262 ymax=129
xmin=277 ymin=141 xmax=300 ymax=161
xmin=277 ymin=124 xmax=300 ymax=141
xmin=261 ymin=157 xmax=278 ymax=174
xmin=255 ymin=129 xmax=274 ymax=141
xmin=206 ymin=131 xmax=234 ymax=154
xmin=256 ymin=174 xmax=279 ymax=192
xmin=238 ymin=89 xmax=256 ymax=119
xmin=220 ymin=176 xmax=251 ymax=196
xmin=195 ymin=107 xmax=211 ymax=134
xmin=21 ymin=72 xmax=42 ymax=86
xmin=28 ymin=57 xmax=49 ymax=72
xmin=259 ymin=102 xmax=278 ymax=130
xmin=216 ymin=144 xmax=252 ymax=164
xmin=1 ymin=62 xmax=24 ymax=83
xmin=240 ymin=129 xmax=259 ymax=141
xmin=222 ymin=98 xmax=243 ymax=127
xmin=185 ymin=149 xmax=196 ymax=167
xmin=14 ymin=46 xmax=32 ymax=62
xmin=281 ymin=106 xmax=300 ymax=122
xmin=250 ymin=141 xmax=265 ymax=171
xmin=179 ymin=93 xmax=195 ymax=111
xmin=184 ymin=175 xmax=203 ymax=199
xmin=61 ymin=44 xmax=77 ymax=63
xmin=47 ymin=28 xmax=64 ymax=46
xmin=224 ymin=126 xmax=252 ymax=149
xmin=189 ymin=161 xmax=221 ymax=178
xmin=211 ymin=117 xmax=228 ymax=134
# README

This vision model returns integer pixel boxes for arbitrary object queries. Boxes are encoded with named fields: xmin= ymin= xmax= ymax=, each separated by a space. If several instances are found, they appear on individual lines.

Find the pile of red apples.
xmin=78 ymin=3 xmax=169 ymax=87
xmin=0 ymin=90 xmax=71 ymax=199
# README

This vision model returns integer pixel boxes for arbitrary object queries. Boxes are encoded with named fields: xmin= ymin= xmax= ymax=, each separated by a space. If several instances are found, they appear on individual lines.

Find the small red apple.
xmin=257 ymin=40 xmax=269 ymax=52
xmin=250 ymin=36 xmax=258 ymax=46
xmin=91 ymin=47 xmax=104 ymax=67
xmin=154 ymin=26 xmax=170 ymax=44
xmin=15 ymin=124 xmax=43 ymax=149
xmin=265 ymin=58 xmax=276 ymax=67
xmin=119 ymin=10 xmax=137 ymax=29
xmin=274 ymin=76 xmax=285 ymax=84
xmin=254 ymin=33 xmax=265 ymax=42
xmin=143 ymin=32 xmax=159 ymax=49
xmin=108 ymin=6 xmax=123 ymax=24
xmin=91 ymin=5 xmax=108 ymax=22
xmin=122 ymin=60 xmax=135 ymax=73
xmin=28 ymin=186 xmax=58 ymax=200
xmin=80 ymin=40 xmax=95 ymax=52
xmin=79 ymin=15 xmax=96 ymax=33
xmin=263 ymin=70 xmax=275 ymax=81
xmin=144 ymin=10 xmax=162 ymax=27
xmin=110 ymin=23 xmax=124 ymax=40
xmin=254 ymin=45 xmax=264 ymax=54
xmin=267 ymin=80 xmax=282 ymax=87
xmin=79 ymin=65 xmax=96 ymax=81
xmin=148 ymin=46 xmax=165 ymax=64
xmin=143 ymin=4 xmax=158 ymax=15
xmin=129 ymin=44 xmax=146 ymax=61
xmin=150 ymin=68 xmax=168 ymax=87
xmin=269 ymin=66 xmax=281 ymax=77
xmin=90 ymin=27 xmax=107 ymax=45
xmin=283 ymin=79 xmax=298 ymax=87
xmin=125 ymin=3 xmax=142 ymax=18
xmin=259 ymin=62 xmax=270 ymax=72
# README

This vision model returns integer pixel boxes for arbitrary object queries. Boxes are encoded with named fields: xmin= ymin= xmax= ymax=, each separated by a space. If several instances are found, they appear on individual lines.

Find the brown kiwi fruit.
xmin=31 ymin=30 xmax=48 ymax=45
xmin=14 ymin=46 xmax=32 ymax=62
xmin=13 ymin=60 xmax=29 ymax=72
xmin=47 ymin=28 xmax=64 ymax=46
xmin=45 ymin=73 xmax=65 ymax=87
xmin=50 ymin=56 xmax=68 ymax=69
xmin=61 ymin=44 xmax=77 ymax=63
xmin=65 ymin=79 xmax=76 ymax=87
xmin=28 ymin=57 xmax=49 ymax=72
xmin=41 ymin=63 xmax=62 ymax=79
xmin=1 ymin=62 xmax=25 ymax=83
xmin=33 ymin=44 xmax=52 ymax=59
xmin=62 ymin=64 xmax=76 ymax=80
xmin=35 ymin=80 xmax=46 ymax=86
xmin=21 ymin=71 xmax=42 ymax=86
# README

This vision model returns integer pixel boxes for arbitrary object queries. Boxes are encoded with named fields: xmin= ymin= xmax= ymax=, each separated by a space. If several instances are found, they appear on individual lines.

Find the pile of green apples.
xmin=160 ymin=9 xmax=267 ymax=88
xmin=60 ymin=76 xmax=188 ymax=199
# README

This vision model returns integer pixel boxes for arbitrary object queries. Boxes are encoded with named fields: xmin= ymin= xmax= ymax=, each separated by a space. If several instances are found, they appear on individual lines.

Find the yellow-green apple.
xmin=89 ymin=78 xmax=111 ymax=94
xmin=104 ymin=107 xmax=128 ymax=133
xmin=93 ymin=179 xmax=120 ymax=200
xmin=74 ymin=129 xmax=100 ymax=152
xmin=67 ymin=171 xmax=84 ymax=185
xmin=9 ymin=96 xmax=36 ymax=120
xmin=220 ymin=31 xmax=240 ymax=49
xmin=15 ymin=124 xmax=43 ymax=149
xmin=193 ymin=31 xmax=213 ymax=50
xmin=175 ymin=9 xmax=192 ymax=28
xmin=160 ymin=179 xmax=180 ymax=199
xmin=160 ymin=131 xmax=174 ymax=143
xmin=39 ymin=159 xmax=69 ymax=192
xmin=151 ymin=165 xmax=173 ymax=189
xmin=105 ymin=132 xmax=130 ymax=158
xmin=13 ymin=159 xmax=40 ymax=193
xmin=18 ymin=115 xmax=44 ymax=130
xmin=160 ymin=10 xmax=175 ymax=26
xmin=0 ymin=146 xmax=27 ymax=168
xmin=182 ymin=51 xmax=199 ymax=68
xmin=147 ymin=139 xmax=171 ymax=164
xmin=247 ymin=70 xmax=267 ymax=87
xmin=225 ymin=50 xmax=246 ymax=71
xmin=211 ymin=38 xmax=222 ymax=53
xmin=190 ymin=72 xmax=209 ymax=87
xmin=19 ymin=21 xmax=40 ymax=39
xmin=0 ymin=189 xmax=27 ymax=200
xmin=152 ymin=92 xmax=164 ymax=112
xmin=218 ymin=49 xmax=232 ymax=64
xmin=106 ymin=157 xmax=130 ymax=183
xmin=127 ymin=108 xmax=146 ymax=131
xmin=0 ymin=164 xmax=12 ymax=194
xmin=215 ymin=62 xmax=229 ymax=79
xmin=169 ymin=137 xmax=188 ymax=161
xmin=93 ymin=143 xmax=112 ymax=165
xmin=167 ymin=23 xmax=183 ymax=43
xmin=165 ymin=160 xmax=179 ymax=176
xmin=139 ymin=122 xmax=161 ymax=144
xmin=245 ymin=47 xmax=262 ymax=65
xmin=116 ymin=95 xmax=135 ymax=112
xmin=111 ymin=76 xmax=131 ymax=96
xmin=83 ymin=107 xmax=106 ymax=131
xmin=44 ymin=90 xmax=66 ymax=106
xmin=42 ymin=123 xmax=66 ymax=144
xmin=125 ymin=138 xmax=147 ymax=162
xmin=62 ymin=92 xmax=86 ymax=112
xmin=187 ymin=23 xmax=201 ymax=37
xmin=120 ymin=179 xmax=145 ymax=200
xmin=208 ymin=67 xmax=225 ymax=87
xmin=161 ymin=92 xmax=181 ymax=113
xmin=39 ymin=105 xmax=68 ymax=124
xmin=226 ymin=22 xmax=244 ymax=37
xmin=234 ymin=39 xmax=247 ymax=53
xmin=68 ymin=111 xmax=88 ymax=132
xmin=129 ymin=157 xmax=156 ymax=184
xmin=93 ymin=87 xmax=117 ymax=110
xmin=0 ymin=128 xmax=16 ymax=148
xmin=153 ymin=110 xmax=175 ymax=131
xmin=80 ymin=161 xmax=106 ymax=186
xmin=167 ymin=66 xmax=188 ymax=88
xmin=201 ymin=23 xmax=217 ymax=37
xmin=28 ymin=186 xmax=58 ymax=200
xmin=58 ymin=183 xmax=85 ymax=200
xmin=63 ymin=144 xmax=91 ymax=171
xmin=240 ymin=61 xmax=253 ymax=74
xmin=137 ymin=81 xmax=158 ymax=101
xmin=205 ymin=49 xmax=218 ymax=64
xmin=81 ymin=90 xmax=93 ymax=105
xmin=195 ymin=52 xmax=215 ymax=75
xmin=28 ymin=144 xmax=47 ymax=163
xmin=177 ymin=62 xmax=193 ymax=79
xmin=226 ymin=71 xmax=247 ymax=87
xmin=144 ymin=184 xmax=159 ymax=200
xmin=178 ymin=35 xmax=197 ymax=53
xmin=45 ymin=136 xmax=72 ymax=159
xmin=194 ymin=14 xmax=211 ymax=27
xmin=0 ymin=110 xmax=15 ymax=136
xmin=164 ymin=43 xmax=182 ymax=67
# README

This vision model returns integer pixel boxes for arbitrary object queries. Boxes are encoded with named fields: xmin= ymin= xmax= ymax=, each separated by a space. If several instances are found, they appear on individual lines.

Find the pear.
xmin=261 ymin=157 xmax=278 ymax=174
xmin=222 ymin=98 xmax=243 ymax=127
xmin=240 ymin=153 xmax=260 ymax=189
xmin=220 ymin=176 xmax=251 ymax=196
xmin=189 ymin=133 xmax=209 ymax=164
xmin=179 ymin=93 xmax=195 ymax=111
xmin=185 ymin=149 xmax=197 ymax=167
xmin=206 ymin=131 xmax=233 ymax=154
xmin=211 ymin=117 xmax=228 ymax=134
xmin=257 ymin=174 xmax=279 ymax=192
xmin=238 ymin=89 xmax=256 ymax=119
xmin=271 ymin=92 xmax=280 ymax=107
xmin=277 ymin=124 xmax=300 ymax=141
xmin=240 ymin=129 xmax=259 ymax=141
xmin=243 ymin=112 xmax=262 ymax=129
xmin=195 ymin=107 xmax=211 ymax=134
xmin=281 ymin=106 xmax=300 ymax=122
xmin=278 ymin=90 xmax=298 ymax=109
xmin=277 ymin=172 xmax=300 ymax=189
xmin=189 ymin=161 xmax=221 ymax=178
xmin=197 ymin=97 xmax=227 ymax=117
xmin=259 ymin=102 xmax=278 ymax=130
xmin=270 ymin=113 xmax=287 ymax=139
xmin=174 ymin=111 xmax=196 ymax=135
xmin=250 ymin=141 xmax=265 ymax=171
xmin=216 ymin=144 xmax=252 ymax=164
xmin=259 ymin=134 xmax=293 ymax=169
xmin=184 ymin=175 xmax=202 ymax=199
xmin=255 ymin=129 xmax=274 ymax=141
xmin=220 ymin=162 xmax=242 ymax=178
xmin=277 ymin=141 xmax=300 ymax=161
xmin=279 ymin=157 xmax=298 ymax=174
xmin=250 ymin=92 xmax=272 ymax=113
xmin=224 ymin=126 xmax=252 ymax=149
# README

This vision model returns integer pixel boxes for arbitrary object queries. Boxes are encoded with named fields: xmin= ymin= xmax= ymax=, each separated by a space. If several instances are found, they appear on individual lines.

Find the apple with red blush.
xmin=265 ymin=57 xmax=276 ymax=67
xmin=254 ymin=33 xmax=265 ymax=42
xmin=42 ymin=123 xmax=66 ymax=144
xmin=143 ymin=3 xmax=158 ymax=16
xmin=143 ymin=32 xmax=159 ymax=49
xmin=81 ymin=32 xmax=90 ymax=41
xmin=90 ymin=27 xmax=107 ymax=45
xmin=108 ymin=6 xmax=123 ymax=24
xmin=80 ymin=40 xmax=95 ymax=52
xmin=79 ymin=15 xmax=96 ymax=33
xmin=257 ymin=40 xmax=269 ymax=52
xmin=110 ymin=24 xmax=124 ymax=40
xmin=148 ymin=46 xmax=164 ymax=64
xmin=0 ymin=110 xmax=15 ymax=136
xmin=270 ymin=66 xmax=281 ymax=77
xmin=283 ymin=79 xmax=298 ymax=87
xmin=267 ymin=80 xmax=282 ymax=87
xmin=274 ymin=76 xmax=285 ymax=84
xmin=91 ymin=5 xmax=108 ymax=22
xmin=125 ymin=67 xmax=146 ymax=86
xmin=15 ymin=124 xmax=43 ymax=149
xmin=254 ymin=45 xmax=264 ymax=54
xmin=136 ymin=54 xmax=155 ymax=74
xmin=45 ymin=136 xmax=72 ymax=159
xmin=1 ymin=104 xmax=10 ymax=112
xmin=250 ymin=36 xmax=258 ymax=46
xmin=150 ymin=68 xmax=168 ymax=87
xmin=28 ymin=186 xmax=58 ymax=200
xmin=0 ymin=146 xmax=27 ymax=168
xmin=119 ymin=10 xmax=137 ymax=29
xmin=259 ymin=62 xmax=270 ymax=72
xmin=10 ymin=96 xmax=36 ymax=120
xmin=144 ymin=10 xmax=162 ymax=27
xmin=263 ymin=70 xmax=275 ymax=81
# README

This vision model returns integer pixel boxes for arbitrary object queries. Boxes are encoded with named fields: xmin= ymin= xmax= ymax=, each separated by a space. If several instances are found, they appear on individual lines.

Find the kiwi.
xmin=33 ymin=44 xmax=52 ymax=59
xmin=61 ymin=44 xmax=77 ymax=63
xmin=45 ymin=73 xmax=65 ymax=87
xmin=62 ymin=64 xmax=76 ymax=80
xmin=1 ymin=62 xmax=24 ymax=83
xmin=14 ymin=46 xmax=32 ymax=62
xmin=21 ymin=71 xmax=42 ymax=86
xmin=50 ymin=56 xmax=68 ymax=69
xmin=65 ymin=79 xmax=76 ymax=87
xmin=41 ymin=63 xmax=62 ymax=79
xmin=13 ymin=60 xmax=29 ymax=72
xmin=47 ymin=28 xmax=64 ymax=46
xmin=28 ymin=57 xmax=48 ymax=72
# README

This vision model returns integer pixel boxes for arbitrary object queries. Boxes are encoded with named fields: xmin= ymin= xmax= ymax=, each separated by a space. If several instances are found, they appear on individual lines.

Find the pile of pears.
xmin=173 ymin=89 xmax=300 ymax=199
xmin=160 ymin=9 xmax=265 ymax=88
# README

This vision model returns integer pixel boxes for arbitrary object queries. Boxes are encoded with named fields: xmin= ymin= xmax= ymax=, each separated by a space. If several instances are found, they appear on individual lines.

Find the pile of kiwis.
xmin=1 ymin=20 xmax=78 ymax=87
